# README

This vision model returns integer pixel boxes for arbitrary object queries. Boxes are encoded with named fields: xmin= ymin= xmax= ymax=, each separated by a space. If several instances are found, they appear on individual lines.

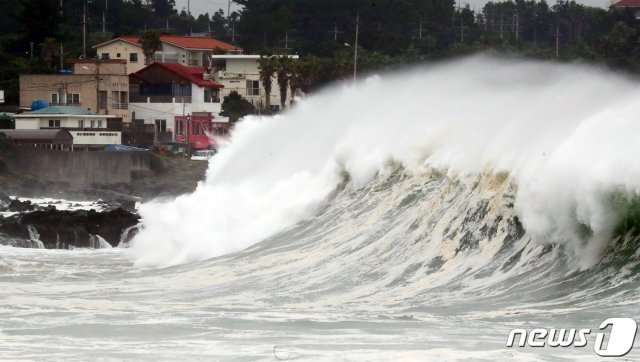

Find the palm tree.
xmin=276 ymin=55 xmax=293 ymax=110
xmin=140 ymin=30 xmax=163 ymax=65
xmin=290 ymin=57 xmax=322 ymax=98
xmin=258 ymin=55 xmax=277 ymax=113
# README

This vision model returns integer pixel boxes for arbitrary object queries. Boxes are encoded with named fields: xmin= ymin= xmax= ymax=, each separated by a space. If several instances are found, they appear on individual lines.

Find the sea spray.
xmin=130 ymin=55 xmax=640 ymax=269
xmin=27 ymin=225 xmax=44 ymax=249
xmin=89 ymin=234 xmax=112 ymax=249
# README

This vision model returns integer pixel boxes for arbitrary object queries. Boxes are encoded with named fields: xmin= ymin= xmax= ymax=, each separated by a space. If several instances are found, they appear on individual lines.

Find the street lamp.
xmin=344 ymin=13 xmax=359 ymax=83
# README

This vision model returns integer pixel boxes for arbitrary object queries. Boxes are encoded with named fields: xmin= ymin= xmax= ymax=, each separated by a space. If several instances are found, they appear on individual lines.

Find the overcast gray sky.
xmin=175 ymin=0 xmax=610 ymax=18
xmin=174 ymin=0 xmax=241 ymax=17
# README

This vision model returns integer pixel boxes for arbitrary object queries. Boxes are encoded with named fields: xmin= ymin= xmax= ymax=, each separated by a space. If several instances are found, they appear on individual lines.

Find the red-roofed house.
xmin=612 ymin=0 xmax=640 ymax=18
xmin=94 ymin=35 xmax=242 ymax=74
xmin=128 ymin=62 xmax=226 ymax=143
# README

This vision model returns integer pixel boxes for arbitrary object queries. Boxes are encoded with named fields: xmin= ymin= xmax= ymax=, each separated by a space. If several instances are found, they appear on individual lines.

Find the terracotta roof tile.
xmin=132 ymin=62 xmax=224 ymax=88
xmin=96 ymin=35 xmax=241 ymax=51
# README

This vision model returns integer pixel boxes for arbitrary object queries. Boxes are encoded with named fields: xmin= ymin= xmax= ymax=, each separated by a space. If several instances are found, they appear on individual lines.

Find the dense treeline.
xmin=2 ymin=0 xmax=640 ymax=105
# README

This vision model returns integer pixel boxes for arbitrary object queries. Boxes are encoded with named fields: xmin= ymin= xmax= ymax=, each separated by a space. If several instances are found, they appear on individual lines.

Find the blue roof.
xmin=26 ymin=106 xmax=97 ymax=115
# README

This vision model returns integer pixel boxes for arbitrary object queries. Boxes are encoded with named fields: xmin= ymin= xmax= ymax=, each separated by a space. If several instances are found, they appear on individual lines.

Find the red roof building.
xmin=94 ymin=35 xmax=242 ymax=74
xmin=128 ymin=62 xmax=225 ymax=144
xmin=613 ymin=0 xmax=640 ymax=7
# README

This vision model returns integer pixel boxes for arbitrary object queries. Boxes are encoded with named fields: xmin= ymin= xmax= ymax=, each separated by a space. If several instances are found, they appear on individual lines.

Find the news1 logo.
xmin=506 ymin=318 xmax=638 ymax=357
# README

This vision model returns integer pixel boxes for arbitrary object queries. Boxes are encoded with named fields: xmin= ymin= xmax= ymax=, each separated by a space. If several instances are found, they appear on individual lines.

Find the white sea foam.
xmin=130 ymin=55 xmax=640 ymax=268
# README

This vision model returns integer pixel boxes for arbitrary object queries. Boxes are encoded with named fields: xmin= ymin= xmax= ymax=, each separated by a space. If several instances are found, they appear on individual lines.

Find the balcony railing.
xmin=221 ymin=88 xmax=262 ymax=97
xmin=50 ymin=102 xmax=80 ymax=106
xmin=153 ymin=54 xmax=179 ymax=63
xmin=129 ymin=94 xmax=192 ymax=104
xmin=112 ymin=102 xmax=128 ymax=110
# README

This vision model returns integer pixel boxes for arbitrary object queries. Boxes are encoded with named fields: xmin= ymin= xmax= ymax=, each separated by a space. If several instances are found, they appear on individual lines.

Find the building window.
xmin=51 ymin=93 xmax=58 ymax=104
xmin=98 ymin=120 xmax=103 ymax=128
xmin=155 ymin=119 xmax=166 ymax=133
xmin=78 ymin=120 xmax=85 ymax=128
xmin=204 ymin=89 xmax=219 ymax=103
xmin=99 ymin=91 xmax=107 ymax=109
xmin=246 ymin=80 xmax=260 ymax=96
xmin=90 ymin=120 xmax=95 ymax=128
xmin=48 ymin=119 xmax=60 ymax=128
xmin=130 ymin=53 xmax=138 ymax=62
xmin=117 ymin=53 xmax=121 ymax=58
xmin=177 ymin=120 xmax=183 ymax=135
xmin=101 ymin=53 xmax=110 ymax=60
xmin=66 ymin=93 xmax=80 ymax=105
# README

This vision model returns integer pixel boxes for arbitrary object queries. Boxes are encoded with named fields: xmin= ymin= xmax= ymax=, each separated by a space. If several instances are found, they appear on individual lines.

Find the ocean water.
xmin=2 ymin=56 xmax=640 ymax=361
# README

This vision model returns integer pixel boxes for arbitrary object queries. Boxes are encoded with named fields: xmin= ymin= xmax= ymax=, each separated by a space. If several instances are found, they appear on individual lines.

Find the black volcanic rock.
xmin=0 ymin=208 xmax=140 ymax=248
xmin=4 ymin=198 xmax=37 ymax=212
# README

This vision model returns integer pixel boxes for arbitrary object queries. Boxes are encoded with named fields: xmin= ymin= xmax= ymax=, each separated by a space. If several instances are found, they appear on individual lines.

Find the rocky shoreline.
xmin=0 ymin=153 xmax=210 ymax=249
xmin=0 ymin=193 xmax=140 ymax=249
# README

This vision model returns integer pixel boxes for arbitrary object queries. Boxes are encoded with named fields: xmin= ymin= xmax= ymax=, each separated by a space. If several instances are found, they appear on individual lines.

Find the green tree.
xmin=276 ymin=55 xmax=293 ymax=110
xmin=151 ymin=0 xmax=176 ymax=19
xmin=258 ymin=55 xmax=277 ymax=113
xmin=140 ymin=30 xmax=163 ymax=65
xmin=221 ymin=91 xmax=256 ymax=124
xmin=40 ymin=37 xmax=58 ymax=70
xmin=19 ymin=0 xmax=63 ymax=49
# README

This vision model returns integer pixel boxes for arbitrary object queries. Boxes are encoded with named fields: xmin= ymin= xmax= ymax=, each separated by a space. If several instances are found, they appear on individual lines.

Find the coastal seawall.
xmin=4 ymin=147 xmax=150 ymax=185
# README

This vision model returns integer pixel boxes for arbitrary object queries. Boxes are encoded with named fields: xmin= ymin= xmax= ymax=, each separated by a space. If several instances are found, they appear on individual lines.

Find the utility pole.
xmin=82 ymin=0 xmax=87 ymax=58
xmin=460 ymin=15 xmax=464 ymax=43
xmin=30 ymin=42 xmax=34 ymax=60
xmin=229 ymin=27 xmax=241 ymax=53
xmin=102 ymin=0 xmax=108 ymax=33
xmin=188 ymin=0 xmax=191 ymax=35
xmin=414 ymin=20 xmax=426 ymax=40
xmin=353 ymin=12 xmax=359 ymax=83
xmin=515 ymin=10 xmax=519 ymax=42
xmin=227 ymin=0 xmax=231 ymax=30
xmin=186 ymin=114 xmax=191 ymax=157
xmin=556 ymin=24 xmax=560 ymax=59
xmin=500 ymin=7 xmax=504 ymax=39
xmin=95 ymin=57 xmax=100 ymax=114
xmin=283 ymin=31 xmax=292 ymax=54
xmin=329 ymin=23 xmax=343 ymax=41
xmin=60 ymin=43 xmax=64 ymax=70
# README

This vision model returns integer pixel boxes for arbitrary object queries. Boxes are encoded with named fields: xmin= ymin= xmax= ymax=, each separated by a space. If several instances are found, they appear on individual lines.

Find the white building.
xmin=14 ymin=106 xmax=120 ymax=147
xmin=211 ymin=54 xmax=299 ymax=113
xmin=128 ymin=62 xmax=224 ymax=142
xmin=94 ymin=35 xmax=242 ymax=74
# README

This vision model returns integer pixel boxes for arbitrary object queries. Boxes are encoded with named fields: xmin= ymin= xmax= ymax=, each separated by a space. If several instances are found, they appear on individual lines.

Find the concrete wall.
xmin=129 ymin=100 xmax=221 ymax=134
xmin=69 ymin=131 xmax=121 ymax=146
xmin=20 ymin=74 xmax=130 ymax=122
xmin=97 ymin=40 xmax=144 ymax=74
xmin=5 ymin=147 xmax=149 ymax=185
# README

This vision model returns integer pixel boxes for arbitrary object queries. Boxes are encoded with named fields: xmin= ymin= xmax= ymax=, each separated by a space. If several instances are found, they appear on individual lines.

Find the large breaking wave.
xmin=129 ymin=55 xmax=640 ymax=274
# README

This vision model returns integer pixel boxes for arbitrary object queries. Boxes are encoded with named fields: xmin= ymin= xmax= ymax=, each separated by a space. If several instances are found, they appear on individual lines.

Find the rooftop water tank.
xmin=31 ymin=100 xmax=49 ymax=111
